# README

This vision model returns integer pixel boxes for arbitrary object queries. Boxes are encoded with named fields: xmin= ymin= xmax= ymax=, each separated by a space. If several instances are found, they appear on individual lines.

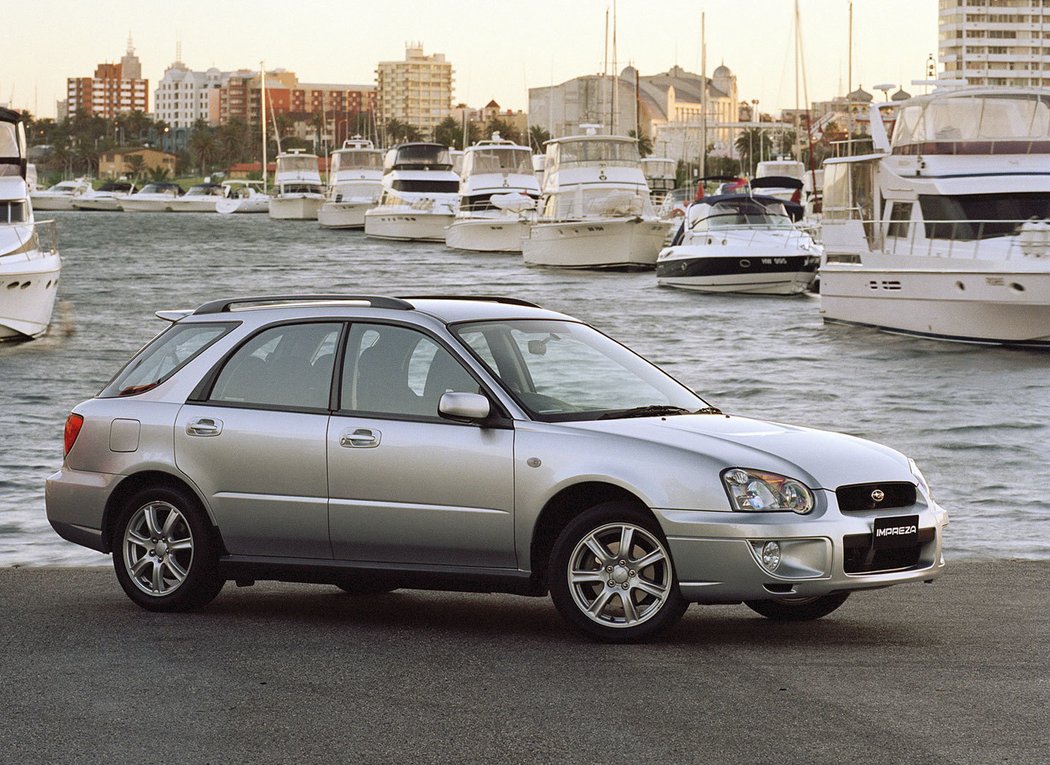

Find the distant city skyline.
xmin=2 ymin=0 xmax=938 ymax=120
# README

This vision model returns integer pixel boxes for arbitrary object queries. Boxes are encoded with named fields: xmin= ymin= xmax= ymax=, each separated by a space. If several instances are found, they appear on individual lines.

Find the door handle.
xmin=187 ymin=417 xmax=223 ymax=437
xmin=340 ymin=428 xmax=381 ymax=448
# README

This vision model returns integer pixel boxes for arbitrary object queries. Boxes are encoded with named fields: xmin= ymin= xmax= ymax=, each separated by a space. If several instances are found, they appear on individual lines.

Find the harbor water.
xmin=1 ymin=211 xmax=1047 ymax=566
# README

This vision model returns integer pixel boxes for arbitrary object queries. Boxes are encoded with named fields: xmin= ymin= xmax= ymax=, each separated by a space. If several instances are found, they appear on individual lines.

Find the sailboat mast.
xmin=700 ymin=11 xmax=707 ymax=178
xmin=260 ymin=62 xmax=267 ymax=194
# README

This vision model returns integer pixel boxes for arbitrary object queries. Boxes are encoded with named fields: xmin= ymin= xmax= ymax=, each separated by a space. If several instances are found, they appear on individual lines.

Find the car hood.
xmin=563 ymin=413 xmax=913 ymax=490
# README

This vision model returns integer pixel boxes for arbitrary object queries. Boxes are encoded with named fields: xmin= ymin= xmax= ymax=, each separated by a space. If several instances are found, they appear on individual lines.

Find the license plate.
xmin=873 ymin=515 xmax=920 ymax=549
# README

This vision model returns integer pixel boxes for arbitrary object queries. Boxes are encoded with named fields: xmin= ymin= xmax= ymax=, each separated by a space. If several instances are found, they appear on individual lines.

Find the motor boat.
xmin=317 ymin=138 xmax=383 ymax=229
xmin=119 ymin=182 xmax=184 ymax=212
xmin=656 ymin=192 xmax=821 ymax=295
xmin=269 ymin=150 xmax=325 ymax=220
xmin=445 ymin=134 xmax=539 ymax=253
xmin=522 ymin=128 xmax=670 ymax=269
xmin=72 ymin=180 xmax=135 ymax=211
xmin=642 ymin=156 xmax=677 ymax=208
xmin=0 ymin=108 xmax=61 ymax=341
xmin=168 ymin=182 xmax=225 ymax=213
xmin=30 ymin=177 xmax=91 ymax=211
xmin=819 ymin=85 xmax=1050 ymax=347
xmin=364 ymin=143 xmax=460 ymax=241
xmin=215 ymin=180 xmax=269 ymax=215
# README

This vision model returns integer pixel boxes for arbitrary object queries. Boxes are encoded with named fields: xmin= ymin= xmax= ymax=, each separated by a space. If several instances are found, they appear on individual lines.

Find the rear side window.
xmin=101 ymin=323 xmax=235 ymax=397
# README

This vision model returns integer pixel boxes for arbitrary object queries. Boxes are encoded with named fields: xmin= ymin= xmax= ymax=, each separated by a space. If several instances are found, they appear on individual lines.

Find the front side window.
xmin=209 ymin=323 xmax=340 ymax=410
xmin=102 ymin=322 xmax=235 ymax=397
xmin=339 ymin=323 xmax=479 ymax=418
xmin=454 ymin=320 xmax=703 ymax=421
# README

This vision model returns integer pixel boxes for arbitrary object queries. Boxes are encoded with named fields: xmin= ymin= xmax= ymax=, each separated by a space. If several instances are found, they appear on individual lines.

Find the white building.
xmin=154 ymin=60 xmax=226 ymax=128
xmin=375 ymin=44 xmax=454 ymax=138
xmin=939 ymin=0 xmax=1050 ymax=88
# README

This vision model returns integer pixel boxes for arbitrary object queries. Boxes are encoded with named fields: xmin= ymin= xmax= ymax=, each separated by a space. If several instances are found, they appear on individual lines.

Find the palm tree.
xmin=188 ymin=120 xmax=218 ymax=176
xmin=529 ymin=125 xmax=551 ymax=153
xmin=628 ymin=130 xmax=653 ymax=158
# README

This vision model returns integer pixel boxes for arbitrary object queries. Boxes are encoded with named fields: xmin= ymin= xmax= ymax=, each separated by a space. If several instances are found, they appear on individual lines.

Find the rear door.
xmin=175 ymin=321 xmax=341 ymax=559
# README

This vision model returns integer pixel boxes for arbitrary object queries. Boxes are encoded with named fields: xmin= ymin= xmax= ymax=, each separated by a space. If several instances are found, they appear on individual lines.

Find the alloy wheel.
xmin=121 ymin=500 xmax=195 ymax=597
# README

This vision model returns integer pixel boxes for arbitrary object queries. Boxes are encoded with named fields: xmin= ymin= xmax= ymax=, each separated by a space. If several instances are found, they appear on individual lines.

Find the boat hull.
xmin=0 ymin=240 xmax=61 ymax=341
xmin=72 ymin=198 xmax=124 ymax=212
xmin=318 ymin=201 xmax=371 ymax=229
xmin=445 ymin=217 xmax=528 ymax=252
xmin=120 ymin=198 xmax=177 ymax=213
xmin=168 ymin=199 xmax=220 ymax=213
xmin=819 ymin=264 xmax=1050 ymax=346
xmin=30 ymin=195 xmax=78 ymax=212
xmin=657 ymin=249 xmax=818 ymax=295
xmin=522 ymin=218 xmax=669 ymax=269
xmin=364 ymin=210 xmax=455 ymax=242
xmin=269 ymin=195 xmax=324 ymax=220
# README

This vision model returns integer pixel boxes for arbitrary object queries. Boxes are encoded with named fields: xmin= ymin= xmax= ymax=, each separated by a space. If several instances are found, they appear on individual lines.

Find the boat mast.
xmin=612 ymin=0 xmax=618 ymax=135
xmin=700 ymin=11 xmax=707 ymax=179
xmin=260 ymin=62 xmax=267 ymax=194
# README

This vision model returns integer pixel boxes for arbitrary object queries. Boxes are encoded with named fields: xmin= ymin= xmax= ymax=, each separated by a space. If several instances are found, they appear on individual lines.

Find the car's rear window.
xmin=100 ymin=322 xmax=236 ymax=397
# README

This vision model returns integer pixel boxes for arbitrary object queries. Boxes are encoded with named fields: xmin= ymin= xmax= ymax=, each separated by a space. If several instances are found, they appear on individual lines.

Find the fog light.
xmin=760 ymin=541 xmax=782 ymax=572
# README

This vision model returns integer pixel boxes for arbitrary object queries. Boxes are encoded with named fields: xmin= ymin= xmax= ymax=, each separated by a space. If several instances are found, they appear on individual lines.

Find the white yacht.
xmin=0 ymin=108 xmax=61 ymax=341
xmin=119 ymin=182 xmax=184 ymax=212
xmin=445 ymin=135 xmax=539 ymax=253
xmin=215 ymin=180 xmax=269 ymax=215
xmin=72 ymin=180 xmax=135 ymax=211
xmin=30 ymin=178 xmax=91 ymax=211
xmin=317 ymin=138 xmax=384 ymax=229
xmin=168 ymin=182 xmax=225 ymax=213
xmin=819 ymin=85 xmax=1050 ymax=347
xmin=522 ymin=130 xmax=669 ymax=269
xmin=269 ymin=150 xmax=325 ymax=220
xmin=656 ymin=192 xmax=820 ymax=295
xmin=364 ymin=143 xmax=460 ymax=241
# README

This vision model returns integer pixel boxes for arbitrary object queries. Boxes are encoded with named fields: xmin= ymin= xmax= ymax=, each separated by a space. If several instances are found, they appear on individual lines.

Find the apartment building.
xmin=66 ymin=40 xmax=148 ymax=119
xmin=154 ymin=61 xmax=227 ymax=128
xmin=376 ymin=45 xmax=454 ymax=138
xmin=939 ymin=0 xmax=1050 ymax=87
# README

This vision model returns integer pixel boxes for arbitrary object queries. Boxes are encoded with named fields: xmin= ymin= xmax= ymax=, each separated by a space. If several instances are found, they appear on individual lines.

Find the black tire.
xmin=744 ymin=591 xmax=850 ymax=621
xmin=111 ymin=484 xmax=224 ymax=612
xmin=549 ymin=502 xmax=687 ymax=643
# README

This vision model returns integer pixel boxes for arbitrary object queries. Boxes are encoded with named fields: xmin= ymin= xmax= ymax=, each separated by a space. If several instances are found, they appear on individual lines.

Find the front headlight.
xmin=722 ymin=468 xmax=815 ymax=514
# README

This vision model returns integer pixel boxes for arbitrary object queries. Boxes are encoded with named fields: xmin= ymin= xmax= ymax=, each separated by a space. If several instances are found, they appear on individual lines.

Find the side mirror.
xmin=438 ymin=392 xmax=491 ymax=422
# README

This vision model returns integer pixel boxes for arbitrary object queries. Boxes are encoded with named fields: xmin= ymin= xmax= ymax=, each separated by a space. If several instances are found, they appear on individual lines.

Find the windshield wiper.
xmin=599 ymin=405 xmax=701 ymax=420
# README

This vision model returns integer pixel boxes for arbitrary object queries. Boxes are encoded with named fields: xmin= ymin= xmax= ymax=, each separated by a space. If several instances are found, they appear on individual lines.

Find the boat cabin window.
xmin=391 ymin=179 xmax=460 ymax=194
xmin=466 ymin=148 xmax=533 ymax=176
xmin=541 ymin=187 xmax=653 ymax=219
xmin=892 ymin=93 xmax=1050 ymax=149
xmin=886 ymin=202 xmax=913 ymax=238
xmin=548 ymin=140 xmax=641 ymax=172
xmin=392 ymin=145 xmax=452 ymax=170
xmin=0 ymin=122 xmax=21 ymax=160
xmin=332 ymin=151 xmax=384 ymax=173
xmin=0 ymin=200 xmax=28 ymax=223
xmin=279 ymin=183 xmax=324 ymax=194
xmin=277 ymin=156 xmax=319 ymax=173
xmin=918 ymin=192 xmax=1050 ymax=241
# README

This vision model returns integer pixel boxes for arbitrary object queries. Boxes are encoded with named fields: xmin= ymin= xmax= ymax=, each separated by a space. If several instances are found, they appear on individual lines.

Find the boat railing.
xmin=686 ymin=226 xmax=815 ymax=250
xmin=540 ymin=189 xmax=656 ymax=220
xmin=8 ymin=219 xmax=57 ymax=257
xmin=824 ymin=215 xmax=1050 ymax=261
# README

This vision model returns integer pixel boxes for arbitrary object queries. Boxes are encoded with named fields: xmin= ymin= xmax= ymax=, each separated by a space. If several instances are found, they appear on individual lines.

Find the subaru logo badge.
xmin=871 ymin=489 xmax=886 ymax=503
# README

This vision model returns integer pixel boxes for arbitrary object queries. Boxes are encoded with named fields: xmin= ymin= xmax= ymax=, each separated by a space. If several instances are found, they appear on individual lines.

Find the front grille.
xmin=842 ymin=528 xmax=935 ymax=574
xmin=836 ymin=482 xmax=916 ymax=512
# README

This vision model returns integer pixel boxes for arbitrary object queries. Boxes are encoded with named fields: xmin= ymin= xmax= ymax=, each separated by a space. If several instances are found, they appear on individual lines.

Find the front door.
xmin=327 ymin=322 xmax=515 ymax=568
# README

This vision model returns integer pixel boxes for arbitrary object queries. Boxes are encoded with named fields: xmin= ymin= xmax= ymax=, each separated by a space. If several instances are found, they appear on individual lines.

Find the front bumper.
xmin=655 ymin=501 xmax=947 ymax=603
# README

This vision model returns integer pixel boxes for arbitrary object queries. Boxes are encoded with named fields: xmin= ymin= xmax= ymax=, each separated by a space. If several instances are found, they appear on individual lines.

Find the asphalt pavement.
xmin=0 ymin=560 xmax=1046 ymax=765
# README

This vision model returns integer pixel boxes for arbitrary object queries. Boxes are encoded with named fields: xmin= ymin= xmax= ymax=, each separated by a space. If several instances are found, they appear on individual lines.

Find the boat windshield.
xmin=0 ymin=123 xmax=19 ymax=158
xmin=277 ymin=156 xmax=319 ymax=173
xmin=393 ymin=144 xmax=452 ymax=169
xmin=540 ymin=187 xmax=654 ymax=219
xmin=332 ymin=151 xmax=384 ymax=172
xmin=549 ymin=139 xmax=641 ymax=171
xmin=465 ymin=148 xmax=533 ymax=176
xmin=690 ymin=199 xmax=794 ymax=230
xmin=186 ymin=185 xmax=224 ymax=196
xmin=892 ymin=92 xmax=1050 ymax=149
xmin=138 ymin=183 xmax=180 ymax=195
xmin=642 ymin=159 xmax=676 ymax=179
xmin=453 ymin=319 xmax=703 ymax=422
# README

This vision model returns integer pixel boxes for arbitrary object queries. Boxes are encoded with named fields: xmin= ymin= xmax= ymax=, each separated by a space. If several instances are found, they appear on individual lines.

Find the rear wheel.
xmin=744 ymin=592 xmax=850 ymax=621
xmin=549 ymin=502 xmax=687 ymax=643
xmin=112 ymin=485 xmax=224 ymax=612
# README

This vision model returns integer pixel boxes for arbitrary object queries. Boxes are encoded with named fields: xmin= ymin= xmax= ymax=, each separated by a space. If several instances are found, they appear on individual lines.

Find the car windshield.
xmin=453 ymin=319 xmax=705 ymax=421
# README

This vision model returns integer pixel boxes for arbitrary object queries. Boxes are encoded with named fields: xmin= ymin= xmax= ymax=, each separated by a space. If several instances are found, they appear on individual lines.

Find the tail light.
xmin=64 ymin=413 xmax=84 ymax=456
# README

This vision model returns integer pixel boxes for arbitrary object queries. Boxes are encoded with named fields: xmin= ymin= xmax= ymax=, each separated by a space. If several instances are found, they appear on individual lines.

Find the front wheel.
xmin=744 ymin=592 xmax=850 ymax=621
xmin=112 ymin=485 xmax=224 ymax=612
xmin=549 ymin=502 xmax=687 ymax=643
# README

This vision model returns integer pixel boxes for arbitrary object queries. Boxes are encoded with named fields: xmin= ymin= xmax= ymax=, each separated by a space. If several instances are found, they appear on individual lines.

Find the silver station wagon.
xmin=46 ymin=295 xmax=948 ymax=642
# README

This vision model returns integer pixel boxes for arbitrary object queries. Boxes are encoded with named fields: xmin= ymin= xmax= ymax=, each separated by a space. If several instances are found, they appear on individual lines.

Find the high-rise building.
xmin=154 ymin=59 xmax=225 ymax=128
xmin=939 ymin=0 xmax=1050 ymax=88
xmin=65 ymin=38 xmax=148 ymax=119
xmin=375 ymin=44 xmax=454 ymax=139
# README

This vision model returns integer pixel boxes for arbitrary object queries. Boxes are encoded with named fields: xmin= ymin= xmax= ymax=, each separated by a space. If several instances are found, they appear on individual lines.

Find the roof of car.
xmin=174 ymin=294 xmax=572 ymax=326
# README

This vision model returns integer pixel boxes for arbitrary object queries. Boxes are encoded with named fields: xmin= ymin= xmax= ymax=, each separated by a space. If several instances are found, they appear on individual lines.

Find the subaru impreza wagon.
xmin=46 ymin=295 xmax=947 ymax=642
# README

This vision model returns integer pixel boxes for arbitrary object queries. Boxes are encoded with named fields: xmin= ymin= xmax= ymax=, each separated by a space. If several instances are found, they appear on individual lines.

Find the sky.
xmin=1 ymin=0 xmax=939 ymax=120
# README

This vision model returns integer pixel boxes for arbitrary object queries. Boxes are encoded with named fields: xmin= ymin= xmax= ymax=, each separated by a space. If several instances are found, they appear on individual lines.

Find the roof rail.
xmin=193 ymin=295 xmax=414 ymax=315
xmin=399 ymin=295 xmax=541 ymax=309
